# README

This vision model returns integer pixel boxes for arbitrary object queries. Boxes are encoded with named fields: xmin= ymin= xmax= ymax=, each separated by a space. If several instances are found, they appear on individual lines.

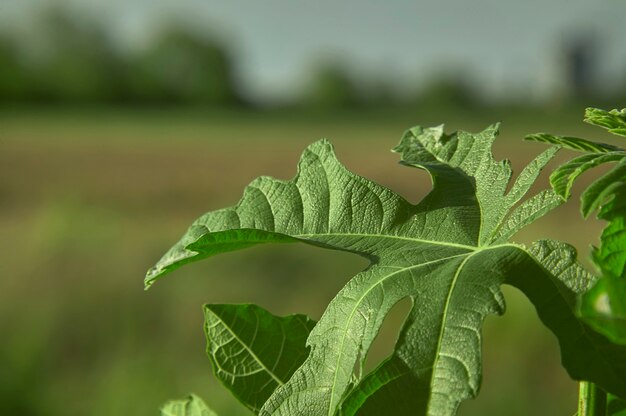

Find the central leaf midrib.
xmin=295 ymin=232 xmax=477 ymax=250
xmin=325 ymin=251 xmax=473 ymax=416
xmin=426 ymin=251 xmax=475 ymax=414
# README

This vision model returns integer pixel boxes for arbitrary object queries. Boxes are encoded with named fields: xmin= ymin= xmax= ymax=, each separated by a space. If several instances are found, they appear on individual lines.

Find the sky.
xmin=2 ymin=0 xmax=625 ymax=103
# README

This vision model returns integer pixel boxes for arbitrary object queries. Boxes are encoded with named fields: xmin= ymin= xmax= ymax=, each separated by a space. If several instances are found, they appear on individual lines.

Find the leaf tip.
xmin=144 ymin=266 xmax=162 ymax=290
xmin=309 ymin=137 xmax=334 ymax=151
xmin=487 ymin=121 xmax=501 ymax=134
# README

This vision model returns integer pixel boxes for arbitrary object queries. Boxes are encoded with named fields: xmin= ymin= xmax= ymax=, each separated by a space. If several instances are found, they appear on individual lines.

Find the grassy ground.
xmin=1 ymin=106 xmax=618 ymax=415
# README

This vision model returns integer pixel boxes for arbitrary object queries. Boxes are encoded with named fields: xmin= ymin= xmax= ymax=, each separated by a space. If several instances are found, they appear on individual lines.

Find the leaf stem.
xmin=578 ymin=382 xmax=607 ymax=416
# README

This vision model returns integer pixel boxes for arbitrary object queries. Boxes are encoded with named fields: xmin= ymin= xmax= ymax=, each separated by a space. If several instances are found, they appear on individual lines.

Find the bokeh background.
xmin=2 ymin=1 xmax=626 ymax=415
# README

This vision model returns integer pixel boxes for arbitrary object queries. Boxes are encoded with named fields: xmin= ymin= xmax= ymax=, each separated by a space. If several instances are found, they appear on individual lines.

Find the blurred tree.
xmin=29 ymin=11 xmax=126 ymax=104
xmin=0 ymin=9 xmax=243 ymax=106
xmin=127 ymin=29 xmax=242 ymax=106
xmin=0 ymin=40 xmax=33 ymax=103
xmin=414 ymin=75 xmax=478 ymax=109
xmin=304 ymin=64 xmax=362 ymax=109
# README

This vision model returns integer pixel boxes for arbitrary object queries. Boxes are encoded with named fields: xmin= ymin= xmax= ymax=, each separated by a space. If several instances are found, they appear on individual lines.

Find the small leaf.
xmin=585 ymin=108 xmax=626 ymax=137
xmin=531 ymin=108 xmax=626 ymax=349
xmin=203 ymin=304 xmax=315 ymax=414
xmin=579 ymin=159 xmax=626 ymax=344
xmin=160 ymin=394 xmax=218 ymax=416
xmin=548 ymin=152 xmax=625 ymax=199
xmin=592 ymin=206 xmax=626 ymax=280
xmin=581 ymin=160 xmax=626 ymax=219
xmin=525 ymin=133 xmax=622 ymax=153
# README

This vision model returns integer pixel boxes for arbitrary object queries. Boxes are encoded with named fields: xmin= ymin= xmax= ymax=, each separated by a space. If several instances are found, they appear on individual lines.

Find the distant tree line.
xmin=0 ymin=10 xmax=488 ymax=109
xmin=1 ymin=11 xmax=622 ymax=109
xmin=0 ymin=12 xmax=243 ymax=106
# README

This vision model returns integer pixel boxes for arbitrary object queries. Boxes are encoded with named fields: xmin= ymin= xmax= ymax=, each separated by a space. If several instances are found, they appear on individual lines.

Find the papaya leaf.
xmin=579 ymin=159 xmax=626 ymax=344
xmin=584 ymin=107 xmax=626 ymax=137
xmin=148 ymin=124 xmax=626 ymax=415
xmin=203 ymin=304 xmax=315 ymax=413
xmin=525 ymin=133 xmax=623 ymax=153
xmin=517 ymin=241 xmax=626 ymax=389
xmin=581 ymin=160 xmax=626 ymax=219
xmin=529 ymin=108 xmax=626 ymax=345
xmin=337 ymin=240 xmax=626 ymax=416
xmin=547 ymin=153 xmax=625 ymax=200
xmin=160 ymin=394 xmax=217 ymax=416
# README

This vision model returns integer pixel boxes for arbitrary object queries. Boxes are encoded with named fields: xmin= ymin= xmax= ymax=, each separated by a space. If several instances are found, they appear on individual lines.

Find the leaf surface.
xmin=160 ymin=394 xmax=217 ymax=416
xmin=148 ymin=124 xmax=626 ymax=414
xmin=525 ymin=133 xmax=623 ymax=153
xmin=578 ymin=157 xmax=626 ymax=344
xmin=585 ymin=107 xmax=626 ymax=137
xmin=529 ymin=109 xmax=626 ymax=345
xmin=338 ymin=239 xmax=626 ymax=415
xmin=203 ymin=304 xmax=315 ymax=413
xmin=548 ymin=153 xmax=625 ymax=200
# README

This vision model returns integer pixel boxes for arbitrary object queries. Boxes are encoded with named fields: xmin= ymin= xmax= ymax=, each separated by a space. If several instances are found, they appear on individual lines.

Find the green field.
xmin=1 ymin=107 xmax=616 ymax=415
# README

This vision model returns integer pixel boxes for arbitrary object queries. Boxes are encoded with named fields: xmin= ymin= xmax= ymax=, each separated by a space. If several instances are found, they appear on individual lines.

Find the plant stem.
xmin=578 ymin=382 xmax=607 ymax=416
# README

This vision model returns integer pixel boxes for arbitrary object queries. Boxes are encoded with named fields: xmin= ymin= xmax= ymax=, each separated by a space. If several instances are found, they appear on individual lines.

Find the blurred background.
xmin=2 ymin=0 xmax=626 ymax=415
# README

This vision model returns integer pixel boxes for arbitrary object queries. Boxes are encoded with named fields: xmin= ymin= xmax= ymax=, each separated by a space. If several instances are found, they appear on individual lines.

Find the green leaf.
xmin=148 ymin=125 xmax=626 ymax=415
xmin=585 ymin=108 xmax=626 ymax=137
xmin=160 ymin=394 xmax=218 ymax=416
xmin=578 ymin=159 xmax=626 ymax=344
xmin=590 ymin=183 xmax=626 ymax=278
xmin=395 ymin=125 xmax=562 ymax=245
xmin=339 ymin=240 xmax=626 ymax=416
xmin=581 ymin=159 xmax=626 ymax=219
xmin=529 ymin=108 xmax=626 ymax=347
xmin=524 ymin=133 xmax=623 ymax=153
xmin=502 ymin=146 xmax=560 ymax=208
xmin=492 ymin=189 xmax=562 ymax=243
xmin=519 ymin=241 xmax=626 ymax=392
xmin=548 ymin=152 xmax=625 ymax=200
xmin=203 ymin=304 xmax=315 ymax=414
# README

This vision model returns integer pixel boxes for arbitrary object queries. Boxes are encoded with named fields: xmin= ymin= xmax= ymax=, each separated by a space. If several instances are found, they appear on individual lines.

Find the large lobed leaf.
xmin=148 ymin=124 xmax=626 ymax=415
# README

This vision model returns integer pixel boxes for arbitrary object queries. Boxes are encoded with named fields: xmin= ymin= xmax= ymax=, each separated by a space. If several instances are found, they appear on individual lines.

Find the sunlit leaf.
xmin=585 ymin=107 xmax=626 ymax=137
xmin=149 ymin=124 xmax=626 ymax=414
xmin=544 ymin=153 xmax=624 ymax=200
xmin=525 ymin=133 xmax=622 ymax=153
xmin=531 ymin=108 xmax=626 ymax=346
